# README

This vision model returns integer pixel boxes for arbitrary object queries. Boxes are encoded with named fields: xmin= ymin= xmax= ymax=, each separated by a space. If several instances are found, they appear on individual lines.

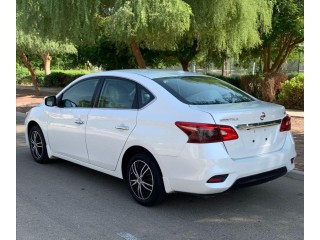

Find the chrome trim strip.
xmin=235 ymin=119 xmax=282 ymax=130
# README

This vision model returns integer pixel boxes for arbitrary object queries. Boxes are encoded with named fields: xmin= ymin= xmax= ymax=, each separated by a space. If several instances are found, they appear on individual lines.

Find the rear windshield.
xmin=153 ymin=76 xmax=254 ymax=105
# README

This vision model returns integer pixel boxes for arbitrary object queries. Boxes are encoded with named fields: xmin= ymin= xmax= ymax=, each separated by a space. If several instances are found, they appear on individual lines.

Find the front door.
xmin=47 ymin=78 xmax=100 ymax=162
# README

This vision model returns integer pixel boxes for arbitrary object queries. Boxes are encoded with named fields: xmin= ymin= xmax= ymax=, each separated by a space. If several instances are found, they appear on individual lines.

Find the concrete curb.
xmin=17 ymin=85 xmax=62 ymax=94
xmin=286 ymin=169 xmax=304 ymax=181
xmin=290 ymin=115 xmax=304 ymax=119
xmin=16 ymin=112 xmax=26 ymax=118
xmin=286 ymin=109 xmax=304 ymax=118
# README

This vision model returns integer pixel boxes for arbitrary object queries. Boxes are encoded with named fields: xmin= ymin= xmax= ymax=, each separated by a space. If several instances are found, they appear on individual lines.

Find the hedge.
xmin=43 ymin=72 xmax=85 ymax=87
xmin=206 ymin=74 xmax=241 ymax=88
xmin=16 ymin=69 xmax=90 ymax=87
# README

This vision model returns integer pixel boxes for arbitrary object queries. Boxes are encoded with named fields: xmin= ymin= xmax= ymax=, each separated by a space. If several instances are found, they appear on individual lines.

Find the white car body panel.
xmin=25 ymin=70 xmax=296 ymax=196
xmin=86 ymin=108 xmax=138 ymax=170
xmin=190 ymin=101 xmax=287 ymax=159
xmin=155 ymin=131 xmax=295 ymax=194
xmin=46 ymin=107 xmax=91 ymax=162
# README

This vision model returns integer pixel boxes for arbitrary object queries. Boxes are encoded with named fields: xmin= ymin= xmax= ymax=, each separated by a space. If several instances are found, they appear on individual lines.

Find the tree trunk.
xmin=262 ymin=48 xmax=269 ymax=73
xmin=130 ymin=39 xmax=146 ymax=69
xmin=20 ymin=52 xmax=40 ymax=93
xmin=176 ymin=38 xmax=198 ymax=72
xmin=180 ymin=60 xmax=189 ymax=71
xmin=262 ymin=35 xmax=303 ymax=74
xmin=221 ymin=61 xmax=227 ymax=76
xmin=42 ymin=53 xmax=52 ymax=75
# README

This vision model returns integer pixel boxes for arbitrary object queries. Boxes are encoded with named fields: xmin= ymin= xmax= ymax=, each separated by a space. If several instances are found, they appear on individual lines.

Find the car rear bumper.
xmin=158 ymin=132 xmax=296 ymax=194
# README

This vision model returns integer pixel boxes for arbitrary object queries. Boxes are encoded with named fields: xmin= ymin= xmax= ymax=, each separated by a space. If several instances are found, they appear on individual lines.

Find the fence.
xmin=168 ymin=59 xmax=304 ymax=77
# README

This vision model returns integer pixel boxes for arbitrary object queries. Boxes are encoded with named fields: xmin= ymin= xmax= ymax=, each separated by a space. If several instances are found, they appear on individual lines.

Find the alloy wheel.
xmin=30 ymin=130 xmax=43 ymax=159
xmin=129 ymin=160 xmax=154 ymax=200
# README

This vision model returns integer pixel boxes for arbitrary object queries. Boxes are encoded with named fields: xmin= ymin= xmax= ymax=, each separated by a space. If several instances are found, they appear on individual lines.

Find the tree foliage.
xmin=16 ymin=0 xmax=301 ymax=76
xmin=16 ymin=0 xmax=101 ymax=44
xmin=16 ymin=31 xmax=77 ymax=57
xmin=77 ymin=36 xmax=137 ymax=70
xmin=106 ymin=0 xmax=192 ymax=68
xmin=17 ymin=30 xmax=77 ymax=74
xmin=260 ymin=0 xmax=304 ymax=73
xmin=17 ymin=30 xmax=77 ymax=91
xmin=190 ymin=0 xmax=272 ymax=54
xmin=176 ymin=0 xmax=273 ymax=70
xmin=107 ymin=0 xmax=192 ymax=49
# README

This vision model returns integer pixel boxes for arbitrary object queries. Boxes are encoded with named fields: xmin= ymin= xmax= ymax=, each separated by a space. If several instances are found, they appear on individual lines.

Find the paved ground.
xmin=16 ymin=115 xmax=304 ymax=240
xmin=16 ymin=86 xmax=304 ymax=172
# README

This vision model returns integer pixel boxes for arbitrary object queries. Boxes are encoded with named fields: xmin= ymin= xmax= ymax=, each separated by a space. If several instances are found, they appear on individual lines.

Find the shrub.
xmin=287 ymin=72 xmax=300 ymax=80
xmin=240 ymin=74 xmax=264 ymax=99
xmin=16 ymin=70 xmax=45 ymax=86
xmin=43 ymin=72 xmax=85 ymax=87
xmin=240 ymin=73 xmax=288 ymax=101
xmin=16 ymin=75 xmax=32 ymax=85
xmin=206 ymin=74 xmax=241 ymax=88
xmin=277 ymin=73 xmax=304 ymax=110
xmin=16 ymin=68 xmax=90 ymax=87
xmin=217 ymin=75 xmax=241 ymax=89
xmin=262 ymin=73 xmax=287 ymax=102
xmin=51 ymin=69 xmax=90 ymax=75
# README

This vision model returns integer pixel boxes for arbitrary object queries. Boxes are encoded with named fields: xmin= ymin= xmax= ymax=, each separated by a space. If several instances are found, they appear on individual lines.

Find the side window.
xmin=140 ymin=87 xmax=154 ymax=108
xmin=98 ymin=79 xmax=137 ymax=109
xmin=61 ymin=79 xmax=99 ymax=108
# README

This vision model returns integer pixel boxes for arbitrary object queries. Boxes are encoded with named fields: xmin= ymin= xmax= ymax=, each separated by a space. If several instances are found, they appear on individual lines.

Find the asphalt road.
xmin=17 ymin=115 xmax=304 ymax=240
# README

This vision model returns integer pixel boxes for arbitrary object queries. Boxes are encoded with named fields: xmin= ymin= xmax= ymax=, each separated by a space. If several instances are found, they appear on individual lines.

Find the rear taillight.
xmin=175 ymin=121 xmax=238 ymax=143
xmin=280 ymin=115 xmax=291 ymax=132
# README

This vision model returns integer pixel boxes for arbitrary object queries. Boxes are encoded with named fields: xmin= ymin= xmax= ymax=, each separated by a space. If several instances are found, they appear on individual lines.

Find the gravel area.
xmin=16 ymin=87 xmax=304 ymax=171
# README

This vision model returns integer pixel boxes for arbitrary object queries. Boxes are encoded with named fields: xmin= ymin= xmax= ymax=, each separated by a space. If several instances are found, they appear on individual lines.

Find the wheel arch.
xmin=27 ymin=120 xmax=41 ymax=136
xmin=26 ymin=120 xmax=49 ymax=152
xmin=121 ymin=145 xmax=163 ymax=180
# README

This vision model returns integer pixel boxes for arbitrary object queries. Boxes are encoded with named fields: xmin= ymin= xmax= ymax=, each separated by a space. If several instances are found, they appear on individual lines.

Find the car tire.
xmin=28 ymin=125 xmax=49 ymax=163
xmin=126 ymin=153 xmax=166 ymax=206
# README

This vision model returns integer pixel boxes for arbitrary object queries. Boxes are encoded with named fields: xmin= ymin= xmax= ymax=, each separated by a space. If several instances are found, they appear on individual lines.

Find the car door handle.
xmin=115 ymin=125 xmax=129 ymax=130
xmin=74 ymin=119 xmax=84 ymax=125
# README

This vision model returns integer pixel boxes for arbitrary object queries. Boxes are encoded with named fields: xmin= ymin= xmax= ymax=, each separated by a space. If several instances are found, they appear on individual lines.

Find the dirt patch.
xmin=291 ymin=117 xmax=304 ymax=171
xmin=16 ymin=87 xmax=304 ymax=171
xmin=16 ymin=88 xmax=54 ymax=112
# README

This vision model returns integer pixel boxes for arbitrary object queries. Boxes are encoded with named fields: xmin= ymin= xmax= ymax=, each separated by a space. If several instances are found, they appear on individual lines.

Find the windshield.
xmin=153 ymin=76 xmax=254 ymax=105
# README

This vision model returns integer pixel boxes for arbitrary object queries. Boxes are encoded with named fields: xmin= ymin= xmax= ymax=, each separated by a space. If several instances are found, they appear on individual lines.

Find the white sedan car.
xmin=25 ymin=70 xmax=296 ymax=206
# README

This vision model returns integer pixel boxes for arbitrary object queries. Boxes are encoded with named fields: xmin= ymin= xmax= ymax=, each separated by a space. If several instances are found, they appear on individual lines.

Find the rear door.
xmin=85 ymin=78 xmax=138 ymax=170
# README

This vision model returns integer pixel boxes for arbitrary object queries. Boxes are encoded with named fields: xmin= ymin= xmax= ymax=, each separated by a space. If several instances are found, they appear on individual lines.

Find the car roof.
xmin=90 ymin=69 xmax=206 ymax=79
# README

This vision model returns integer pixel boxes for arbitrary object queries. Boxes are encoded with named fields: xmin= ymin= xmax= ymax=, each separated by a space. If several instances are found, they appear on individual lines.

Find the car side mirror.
xmin=44 ymin=96 xmax=57 ymax=107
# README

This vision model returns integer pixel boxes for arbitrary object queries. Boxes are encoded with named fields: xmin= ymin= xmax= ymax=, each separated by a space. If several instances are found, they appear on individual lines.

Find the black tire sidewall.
xmin=126 ymin=153 xmax=166 ymax=206
xmin=29 ymin=125 xmax=49 ymax=163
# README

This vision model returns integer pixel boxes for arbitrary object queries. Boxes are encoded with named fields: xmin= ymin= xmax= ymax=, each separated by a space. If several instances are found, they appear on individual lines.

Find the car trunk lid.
xmin=190 ymin=101 xmax=288 ymax=159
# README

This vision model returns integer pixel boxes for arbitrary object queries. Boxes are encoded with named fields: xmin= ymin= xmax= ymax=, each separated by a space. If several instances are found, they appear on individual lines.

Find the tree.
xmin=259 ymin=0 xmax=304 ymax=73
xmin=106 ymin=0 xmax=192 ymax=68
xmin=175 ymin=0 xmax=273 ymax=71
xmin=16 ymin=31 xmax=77 ymax=92
xmin=176 ymin=35 xmax=198 ymax=71
xmin=17 ymin=0 xmax=99 ymax=92
xmin=16 ymin=0 xmax=102 ymax=45
xmin=77 ymin=36 xmax=137 ymax=70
